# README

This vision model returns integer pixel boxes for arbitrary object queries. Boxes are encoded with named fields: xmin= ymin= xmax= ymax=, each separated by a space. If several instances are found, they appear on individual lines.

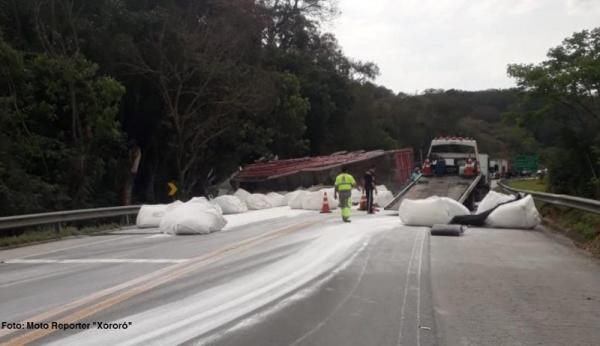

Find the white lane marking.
xmin=397 ymin=229 xmax=422 ymax=346
xmin=3 ymin=258 xmax=188 ymax=264
xmin=0 ymin=235 xmax=139 ymax=261
xmin=416 ymin=229 xmax=426 ymax=346
xmin=289 ymin=243 xmax=372 ymax=346
xmin=147 ymin=234 xmax=171 ymax=239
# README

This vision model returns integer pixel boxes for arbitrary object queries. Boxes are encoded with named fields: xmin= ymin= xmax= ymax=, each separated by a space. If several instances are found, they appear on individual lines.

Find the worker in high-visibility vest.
xmin=334 ymin=166 xmax=358 ymax=222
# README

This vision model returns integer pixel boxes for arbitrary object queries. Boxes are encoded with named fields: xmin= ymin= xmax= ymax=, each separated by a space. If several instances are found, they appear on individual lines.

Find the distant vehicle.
xmin=489 ymin=158 xmax=510 ymax=178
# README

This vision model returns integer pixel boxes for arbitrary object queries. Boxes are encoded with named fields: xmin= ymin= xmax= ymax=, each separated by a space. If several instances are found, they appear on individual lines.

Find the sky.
xmin=326 ymin=0 xmax=600 ymax=94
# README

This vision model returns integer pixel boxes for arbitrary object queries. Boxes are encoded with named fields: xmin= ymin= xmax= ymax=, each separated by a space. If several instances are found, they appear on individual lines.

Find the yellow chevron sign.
xmin=167 ymin=182 xmax=177 ymax=197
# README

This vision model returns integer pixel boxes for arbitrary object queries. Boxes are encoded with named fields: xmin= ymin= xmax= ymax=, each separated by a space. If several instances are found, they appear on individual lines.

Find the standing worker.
xmin=364 ymin=164 xmax=378 ymax=214
xmin=334 ymin=166 xmax=357 ymax=222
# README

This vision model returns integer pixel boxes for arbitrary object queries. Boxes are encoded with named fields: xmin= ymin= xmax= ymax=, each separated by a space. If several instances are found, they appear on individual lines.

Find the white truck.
xmin=386 ymin=137 xmax=490 ymax=210
xmin=426 ymin=137 xmax=489 ymax=184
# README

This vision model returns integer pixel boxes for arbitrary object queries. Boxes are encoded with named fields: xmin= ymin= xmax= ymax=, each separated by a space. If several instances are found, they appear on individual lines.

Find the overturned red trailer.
xmin=231 ymin=149 xmax=414 ymax=193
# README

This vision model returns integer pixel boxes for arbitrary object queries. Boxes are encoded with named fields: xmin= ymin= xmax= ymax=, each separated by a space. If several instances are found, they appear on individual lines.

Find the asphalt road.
xmin=1 ymin=209 xmax=599 ymax=346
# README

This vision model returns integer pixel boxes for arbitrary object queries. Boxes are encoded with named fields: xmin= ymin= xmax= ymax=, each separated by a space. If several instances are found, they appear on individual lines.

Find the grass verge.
xmin=507 ymin=178 xmax=548 ymax=192
xmin=0 ymin=223 xmax=119 ymax=249
xmin=539 ymin=204 xmax=600 ymax=257
xmin=506 ymin=179 xmax=600 ymax=258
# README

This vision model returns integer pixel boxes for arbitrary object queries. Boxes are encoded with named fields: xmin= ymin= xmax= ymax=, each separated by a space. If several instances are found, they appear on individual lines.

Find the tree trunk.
xmin=122 ymin=144 xmax=142 ymax=205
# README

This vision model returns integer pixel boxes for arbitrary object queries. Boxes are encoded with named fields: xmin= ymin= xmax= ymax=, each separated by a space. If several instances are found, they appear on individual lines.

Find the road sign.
xmin=168 ymin=182 xmax=177 ymax=197
xmin=513 ymin=154 xmax=539 ymax=174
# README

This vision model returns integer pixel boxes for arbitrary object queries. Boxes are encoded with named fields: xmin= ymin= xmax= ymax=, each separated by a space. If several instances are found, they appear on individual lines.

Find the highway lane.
xmin=0 ymin=210 xmax=315 ymax=324
xmin=431 ymin=226 xmax=600 ymax=345
xmin=0 ymin=208 xmax=599 ymax=345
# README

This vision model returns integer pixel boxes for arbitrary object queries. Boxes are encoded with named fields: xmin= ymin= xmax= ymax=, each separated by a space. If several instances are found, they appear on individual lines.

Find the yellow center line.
xmin=1 ymin=219 xmax=321 ymax=345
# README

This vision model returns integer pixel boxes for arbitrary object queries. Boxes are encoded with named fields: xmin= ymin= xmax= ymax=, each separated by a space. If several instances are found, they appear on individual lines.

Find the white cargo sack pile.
xmin=485 ymin=195 xmax=541 ymax=229
xmin=375 ymin=191 xmax=394 ymax=207
xmin=266 ymin=192 xmax=286 ymax=207
xmin=288 ymin=190 xmax=309 ymax=209
xmin=211 ymin=195 xmax=247 ymax=214
xmin=245 ymin=194 xmax=271 ymax=210
xmin=301 ymin=189 xmax=338 ymax=210
xmin=233 ymin=188 xmax=251 ymax=205
xmin=136 ymin=204 xmax=168 ymax=228
xmin=476 ymin=191 xmax=516 ymax=213
xmin=284 ymin=191 xmax=300 ymax=205
xmin=136 ymin=201 xmax=183 ymax=228
xmin=167 ymin=200 xmax=184 ymax=210
xmin=233 ymin=188 xmax=272 ymax=210
xmin=160 ymin=201 xmax=227 ymax=235
xmin=188 ymin=196 xmax=223 ymax=214
xmin=398 ymin=196 xmax=470 ymax=227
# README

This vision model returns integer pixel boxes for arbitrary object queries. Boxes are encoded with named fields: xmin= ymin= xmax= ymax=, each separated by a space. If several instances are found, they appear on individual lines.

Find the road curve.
xmin=0 ymin=208 xmax=598 ymax=345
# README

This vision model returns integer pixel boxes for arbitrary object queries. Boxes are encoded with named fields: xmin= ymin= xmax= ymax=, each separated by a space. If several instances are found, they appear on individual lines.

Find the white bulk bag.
xmin=245 ymin=193 xmax=272 ymax=210
xmin=320 ymin=188 xmax=339 ymax=210
xmin=398 ymin=196 xmax=469 ymax=227
xmin=288 ymin=190 xmax=309 ymax=209
xmin=233 ymin=189 xmax=252 ymax=204
xmin=485 ymin=195 xmax=541 ymax=229
xmin=440 ymin=197 xmax=470 ymax=217
xmin=160 ymin=202 xmax=227 ymax=235
xmin=476 ymin=191 xmax=516 ymax=214
xmin=266 ymin=192 xmax=286 ymax=207
xmin=211 ymin=195 xmax=248 ymax=214
xmin=167 ymin=200 xmax=184 ymax=211
xmin=376 ymin=185 xmax=389 ymax=192
xmin=136 ymin=204 xmax=168 ymax=228
xmin=188 ymin=196 xmax=209 ymax=204
xmin=301 ymin=189 xmax=338 ymax=210
xmin=284 ymin=190 xmax=302 ymax=204
xmin=187 ymin=196 xmax=223 ymax=215
xmin=322 ymin=188 xmax=338 ymax=202
xmin=301 ymin=191 xmax=322 ymax=210
xmin=375 ymin=190 xmax=394 ymax=207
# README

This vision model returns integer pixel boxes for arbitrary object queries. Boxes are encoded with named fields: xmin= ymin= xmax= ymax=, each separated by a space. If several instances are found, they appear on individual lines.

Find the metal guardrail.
xmin=384 ymin=174 xmax=422 ymax=210
xmin=497 ymin=180 xmax=600 ymax=215
xmin=458 ymin=174 xmax=482 ymax=204
xmin=0 ymin=205 xmax=141 ymax=231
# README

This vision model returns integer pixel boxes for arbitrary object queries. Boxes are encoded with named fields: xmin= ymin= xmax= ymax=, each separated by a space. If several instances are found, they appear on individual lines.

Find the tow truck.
xmin=386 ymin=137 xmax=489 ymax=210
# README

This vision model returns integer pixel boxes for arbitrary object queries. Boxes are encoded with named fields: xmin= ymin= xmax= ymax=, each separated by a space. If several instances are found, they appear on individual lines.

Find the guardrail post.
xmin=55 ymin=222 xmax=62 ymax=234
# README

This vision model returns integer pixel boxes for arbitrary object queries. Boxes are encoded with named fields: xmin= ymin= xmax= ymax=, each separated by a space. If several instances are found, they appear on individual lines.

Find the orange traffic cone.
xmin=359 ymin=192 xmax=367 ymax=211
xmin=320 ymin=192 xmax=331 ymax=213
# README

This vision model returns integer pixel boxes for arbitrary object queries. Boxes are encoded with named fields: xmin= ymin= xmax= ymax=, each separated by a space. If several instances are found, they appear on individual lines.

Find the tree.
xmin=0 ymin=35 xmax=125 ymax=215
xmin=118 ymin=1 xmax=270 ymax=197
xmin=508 ymin=27 xmax=600 ymax=197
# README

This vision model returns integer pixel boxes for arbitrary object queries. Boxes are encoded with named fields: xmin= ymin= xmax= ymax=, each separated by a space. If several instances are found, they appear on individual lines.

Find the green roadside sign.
xmin=513 ymin=154 xmax=539 ymax=173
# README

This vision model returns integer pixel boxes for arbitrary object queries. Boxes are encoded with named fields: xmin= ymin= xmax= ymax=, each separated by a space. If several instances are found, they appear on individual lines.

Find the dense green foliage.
xmin=0 ymin=36 xmax=125 ymax=214
xmin=0 ymin=0 xmax=596 ymax=215
xmin=508 ymin=28 xmax=600 ymax=198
